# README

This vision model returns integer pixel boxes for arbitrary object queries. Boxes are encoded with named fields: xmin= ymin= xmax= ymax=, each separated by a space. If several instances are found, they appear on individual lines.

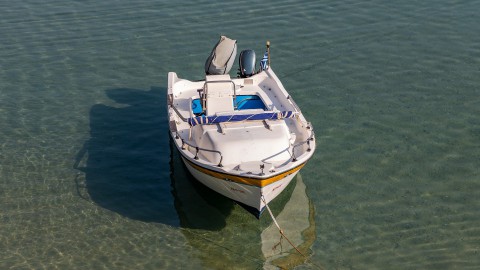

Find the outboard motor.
xmin=238 ymin=49 xmax=256 ymax=78
xmin=205 ymin=36 xmax=237 ymax=75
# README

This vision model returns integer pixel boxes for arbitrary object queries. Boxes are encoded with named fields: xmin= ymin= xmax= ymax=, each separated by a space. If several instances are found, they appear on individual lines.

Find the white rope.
xmin=262 ymin=196 xmax=281 ymax=230
xmin=261 ymin=195 xmax=306 ymax=258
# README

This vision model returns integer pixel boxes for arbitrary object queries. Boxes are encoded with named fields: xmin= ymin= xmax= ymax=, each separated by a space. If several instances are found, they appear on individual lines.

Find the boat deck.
xmin=168 ymin=70 xmax=314 ymax=176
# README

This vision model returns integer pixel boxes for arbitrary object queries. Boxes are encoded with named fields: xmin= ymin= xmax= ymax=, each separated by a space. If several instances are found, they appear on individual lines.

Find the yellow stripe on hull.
xmin=184 ymin=158 xmax=306 ymax=188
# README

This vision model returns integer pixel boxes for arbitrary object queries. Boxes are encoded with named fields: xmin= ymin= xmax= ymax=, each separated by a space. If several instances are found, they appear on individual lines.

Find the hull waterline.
xmin=179 ymin=154 xmax=303 ymax=217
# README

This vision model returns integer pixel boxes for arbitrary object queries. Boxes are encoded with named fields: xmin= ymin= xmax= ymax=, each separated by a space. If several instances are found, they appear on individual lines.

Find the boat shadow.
xmin=74 ymin=87 xmax=180 ymax=225
xmin=73 ymin=86 xmax=233 ymax=229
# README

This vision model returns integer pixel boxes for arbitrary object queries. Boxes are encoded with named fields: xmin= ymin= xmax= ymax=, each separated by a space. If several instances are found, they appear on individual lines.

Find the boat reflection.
xmin=260 ymin=174 xmax=317 ymax=269
xmin=170 ymin=139 xmax=316 ymax=269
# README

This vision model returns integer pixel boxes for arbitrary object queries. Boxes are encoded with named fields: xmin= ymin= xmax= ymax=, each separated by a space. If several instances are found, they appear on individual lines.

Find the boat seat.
xmin=205 ymin=75 xmax=235 ymax=115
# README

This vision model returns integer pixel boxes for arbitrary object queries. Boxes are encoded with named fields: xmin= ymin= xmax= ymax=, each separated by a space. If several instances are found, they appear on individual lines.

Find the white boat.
xmin=167 ymin=37 xmax=315 ymax=217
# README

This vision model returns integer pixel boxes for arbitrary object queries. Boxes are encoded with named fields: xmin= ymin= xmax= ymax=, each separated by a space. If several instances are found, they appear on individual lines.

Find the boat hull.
xmin=167 ymin=68 xmax=316 ymax=217
xmin=180 ymin=156 xmax=302 ymax=217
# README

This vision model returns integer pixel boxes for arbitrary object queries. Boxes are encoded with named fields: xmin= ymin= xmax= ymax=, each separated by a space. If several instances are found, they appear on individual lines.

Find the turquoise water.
xmin=1 ymin=1 xmax=479 ymax=269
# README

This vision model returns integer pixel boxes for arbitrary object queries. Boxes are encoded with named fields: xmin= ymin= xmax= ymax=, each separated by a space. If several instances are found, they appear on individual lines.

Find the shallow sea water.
xmin=1 ymin=0 xmax=479 ymax=269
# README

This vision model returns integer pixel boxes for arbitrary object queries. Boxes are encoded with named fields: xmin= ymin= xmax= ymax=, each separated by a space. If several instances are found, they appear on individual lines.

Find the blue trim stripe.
xmin=187 ymin=111 xmax=296 ymax=127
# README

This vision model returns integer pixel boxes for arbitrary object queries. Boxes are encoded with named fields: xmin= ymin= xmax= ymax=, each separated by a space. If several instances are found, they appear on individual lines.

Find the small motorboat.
xmin=167 ymin=36 xmax=315 ymax=217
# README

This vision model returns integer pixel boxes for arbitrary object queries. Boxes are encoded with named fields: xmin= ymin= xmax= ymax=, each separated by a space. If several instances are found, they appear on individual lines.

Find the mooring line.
xmin=261 ymin=196 xmax=306 ymax=258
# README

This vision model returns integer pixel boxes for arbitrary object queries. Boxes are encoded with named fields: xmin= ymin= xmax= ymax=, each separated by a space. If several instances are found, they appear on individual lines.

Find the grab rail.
xmin=168 ymin=94 xmax=188 ymax=122
xmin=291 ymin=131 xmax=315 ymax=162
xmin=203 ymin=80 xmax=237 ymax=111
xmin=286 ymin=95 xmax=301 ymax=112
xmin=181 ymin=138 xmax=223 ymax=167
xmin=171 ymin=105 xmax=188 ymax=122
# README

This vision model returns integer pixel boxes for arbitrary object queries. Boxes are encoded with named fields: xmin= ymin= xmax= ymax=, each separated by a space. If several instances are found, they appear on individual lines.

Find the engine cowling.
xmin=239 ymin=49 xmax=256 ymax=78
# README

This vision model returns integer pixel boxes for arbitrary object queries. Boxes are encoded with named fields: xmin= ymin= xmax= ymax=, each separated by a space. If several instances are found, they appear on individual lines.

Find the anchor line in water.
xmin=261 ymin=195 xmax=306 ymax=258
